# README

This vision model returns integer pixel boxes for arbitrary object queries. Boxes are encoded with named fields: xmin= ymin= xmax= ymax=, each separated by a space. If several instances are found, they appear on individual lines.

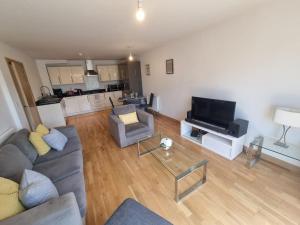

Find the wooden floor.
xmin=67 ymin=110 xmax=300 ymax=225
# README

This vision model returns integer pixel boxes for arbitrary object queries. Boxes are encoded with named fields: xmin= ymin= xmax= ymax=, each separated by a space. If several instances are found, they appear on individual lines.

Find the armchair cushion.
xmin=125 ymin=123 xmax=150 ymax=138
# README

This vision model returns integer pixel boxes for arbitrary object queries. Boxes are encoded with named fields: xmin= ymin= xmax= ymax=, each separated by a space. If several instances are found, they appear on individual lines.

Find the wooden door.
xmin=6 ymin=58 xmax=41 ymax=130
xmin=71 ymin=66 xmax=84 ymax=84
xmin=59 ymin=67 xmax=73 ymax=84
xmin=47 ymin=67 xmax=61 ymax=85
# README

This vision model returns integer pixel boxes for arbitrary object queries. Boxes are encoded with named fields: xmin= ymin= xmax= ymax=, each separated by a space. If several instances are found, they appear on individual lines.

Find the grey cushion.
xmin=33 ymin=151 xmax=83 ymax=183
xmin=113 ymin=104 xmax=136 ymax=116
xmin=3 ymin=129 xmax=38 ymax=163
xmin=125 ymin=123 xmax=150 ymax=137
xmin=54 ymin=172 xmax=86 ymax=217
xmin=105 ymin=198 xmax=172 ymax=225
xmin=34 ymin=136 xmax=82 ymax=164
xmin=43 ymin=128 xmax=68 ymax=151
xmin=0 ymin=144 xmax=33 ymax=182
xmin=19 ymin=169 xmax=59 ymax=209
xmin=55 ymin=126 xmax=79 ymax=139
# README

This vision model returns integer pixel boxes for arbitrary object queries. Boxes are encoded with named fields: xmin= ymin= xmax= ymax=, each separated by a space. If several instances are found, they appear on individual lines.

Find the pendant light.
xmin=136 ymin=0 xmax=145 ymax=22
xmin=128 ymin=52 xmax=134 ymax=61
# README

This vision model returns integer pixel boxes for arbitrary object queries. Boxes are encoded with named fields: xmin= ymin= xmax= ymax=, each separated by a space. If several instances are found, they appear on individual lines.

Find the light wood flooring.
xmin=67 ymin=110 xmax=300 ymax=225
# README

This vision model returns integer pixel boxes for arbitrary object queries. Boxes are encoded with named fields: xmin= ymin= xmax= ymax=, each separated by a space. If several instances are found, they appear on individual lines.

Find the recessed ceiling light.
xmin=136 ymin=0 xmax=145 ymax=22
xmin=78 ymin=52 xmax=83 ymax=56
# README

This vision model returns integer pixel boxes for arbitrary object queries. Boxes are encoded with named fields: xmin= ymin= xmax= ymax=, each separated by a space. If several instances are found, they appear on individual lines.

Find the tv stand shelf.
xmin=181 ymin=120 xmax=246 ymax=160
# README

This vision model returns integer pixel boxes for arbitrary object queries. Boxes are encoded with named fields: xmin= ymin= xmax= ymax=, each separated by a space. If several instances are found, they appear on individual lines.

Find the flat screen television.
xmin=191 ymin=97 xmax=236 ymax=129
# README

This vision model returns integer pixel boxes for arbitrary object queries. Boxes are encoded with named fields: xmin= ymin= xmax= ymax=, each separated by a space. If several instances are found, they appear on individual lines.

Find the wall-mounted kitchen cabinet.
xmin=47 ymin=67 xmax=61 ymax=85
xmin=96 ymin=65 xmax=120 ymax=81
xmin=47 ymin=66 xmax=85 ymax=85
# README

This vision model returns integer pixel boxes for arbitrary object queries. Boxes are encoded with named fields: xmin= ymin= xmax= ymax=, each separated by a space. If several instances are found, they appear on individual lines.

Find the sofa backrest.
xmin=0 ymin=144 xmax=33 ymax=182
xmin=112 ymin=104 xmax=136 ymax=116
xmin=2 ymin=129 xmax=38 ymax=163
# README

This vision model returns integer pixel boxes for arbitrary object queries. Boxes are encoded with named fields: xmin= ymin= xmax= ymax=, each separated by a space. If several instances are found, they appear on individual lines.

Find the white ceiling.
xmin=0 ymin=0 xmax=271 ymax=59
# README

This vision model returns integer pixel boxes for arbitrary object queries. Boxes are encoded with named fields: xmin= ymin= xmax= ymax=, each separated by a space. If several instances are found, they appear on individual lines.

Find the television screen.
xmin=191 ymin=97 xmax=236 ymax=128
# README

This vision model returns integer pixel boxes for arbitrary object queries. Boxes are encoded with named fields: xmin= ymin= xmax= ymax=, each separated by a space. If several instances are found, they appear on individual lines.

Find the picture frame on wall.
xmin=145 ymin=64 xmax=150 ymax=76
xmin=166 ymin=59 xmax=174 ymax=74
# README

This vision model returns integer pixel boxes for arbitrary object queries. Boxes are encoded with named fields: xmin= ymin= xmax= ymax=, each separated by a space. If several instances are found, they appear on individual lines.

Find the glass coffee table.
xmin=137 ymin=134 xmax=208 ymax=202
xmin=246 ymin=136 xmax=300 ymax=168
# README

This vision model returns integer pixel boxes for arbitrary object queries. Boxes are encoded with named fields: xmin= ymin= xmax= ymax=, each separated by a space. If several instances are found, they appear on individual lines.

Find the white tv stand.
xmin=181 ymin=120 xmax=246 ymax=160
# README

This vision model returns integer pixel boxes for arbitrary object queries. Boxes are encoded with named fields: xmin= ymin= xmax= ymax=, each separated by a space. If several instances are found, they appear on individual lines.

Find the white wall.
xmin=140 ymin=0 xmax=300 ymax=146
xmin=0 ymin=41 xmax=42 ymax=129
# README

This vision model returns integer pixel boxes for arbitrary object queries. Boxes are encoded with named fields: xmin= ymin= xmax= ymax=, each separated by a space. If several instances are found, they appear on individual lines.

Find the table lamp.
xmin=273 ymin=107 xmax=300 ymax=148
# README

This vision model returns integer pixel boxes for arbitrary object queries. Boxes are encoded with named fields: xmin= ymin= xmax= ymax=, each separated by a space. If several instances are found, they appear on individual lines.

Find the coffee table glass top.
xmin=251 ymin=136 xmax=300 ymax=161
xmin=137 ymin=134 xmax=208 ymax=178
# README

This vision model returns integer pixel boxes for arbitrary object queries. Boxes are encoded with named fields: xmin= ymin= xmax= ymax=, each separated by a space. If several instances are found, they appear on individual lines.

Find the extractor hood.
xmin=84 ymin=60 xmax=98 ymax=76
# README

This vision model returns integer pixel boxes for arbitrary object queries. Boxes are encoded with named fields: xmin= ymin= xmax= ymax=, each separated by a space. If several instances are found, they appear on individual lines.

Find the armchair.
xmin=109 ymin=104 xmax=154 ymax=148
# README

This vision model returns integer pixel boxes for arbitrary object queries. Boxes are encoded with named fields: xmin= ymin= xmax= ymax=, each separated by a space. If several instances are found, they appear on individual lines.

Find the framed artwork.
xmin=145 ymin=64 xmax=150 ymax=76
xmin=166 ymin=59 xmax=174 ymax=74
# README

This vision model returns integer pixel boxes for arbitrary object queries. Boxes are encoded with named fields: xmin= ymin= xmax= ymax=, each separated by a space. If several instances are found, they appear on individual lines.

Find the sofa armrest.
xmin=136 ymin=109 xmax=154 ymax=132
xmin=109 ymin=114 xmax=126 ymax=147
xmin=0 ymin=193 xmax=83 ymax=225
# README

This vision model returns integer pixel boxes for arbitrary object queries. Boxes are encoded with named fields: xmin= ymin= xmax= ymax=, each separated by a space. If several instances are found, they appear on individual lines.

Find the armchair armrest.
xmin=109 ymin=114 xmax=127 ymax=147
xmin=136 ymin=109 xmax=154 ymax=133
xmin=0 ymin=193 xmax=82 ymax=225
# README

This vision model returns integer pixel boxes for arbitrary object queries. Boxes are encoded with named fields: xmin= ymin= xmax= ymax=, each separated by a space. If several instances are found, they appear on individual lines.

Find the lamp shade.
xmin=273 ymin=107 xmax=300 ymax=127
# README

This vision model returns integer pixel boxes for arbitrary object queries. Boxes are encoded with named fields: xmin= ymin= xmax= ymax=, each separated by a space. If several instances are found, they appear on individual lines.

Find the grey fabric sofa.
xmin=109 ymin=104 xmax=155 ymax=148
xmin=0 ymin=126 xmax=86 ymax=225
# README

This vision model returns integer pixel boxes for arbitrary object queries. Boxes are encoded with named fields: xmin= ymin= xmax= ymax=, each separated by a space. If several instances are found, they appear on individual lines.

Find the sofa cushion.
xmin=119 ymin=112 xmax=139 ymax=125
xmin=55 ymin=125 xmax=79 ymax=139
xmin=0 ymin=177 xmax=25 ymax=220
xmin=104 ymin=198 xmax=172 ymax=225
xmin=54 ymin=171 xmax=86 ymax=217
xmin=125 ymin=122 xmax=150 ymax=138
xmin=43 ymin=128 xmax=68 ymax=151
xmin=34 ymin=136 xmax=82 ymax=164
xmin=33 ymin=151 xmax=83 ymax=183
xmin=19 ymin=169 xmax=59 ymax=209
xmin=36 ymin=124 xmax=49 ymax=136
xmin=29 ymin=132 xmax=51 ymax=156
xmin=113 ymin=104 xmax=136 ymax=116
xmin=3 ymin=129 xmax=38 ymax=163
xmin=0 ymin=144 xmax=33 ymax=182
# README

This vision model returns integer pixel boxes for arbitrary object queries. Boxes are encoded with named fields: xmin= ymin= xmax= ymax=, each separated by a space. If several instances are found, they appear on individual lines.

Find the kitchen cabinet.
xmin=59 ymin=67 xmax=73 ymax=84
xmin=71 ymin=66 xmax=84 ymax=84
xmin=37 ymin=103 xmax=66 ymax=128
xmin=109 ymin=65 xmax=120 ymax=80
xmin=62 ymin=91 xmax=123 ymax=117
xmin=63 ymin=97 xmax=80 ymax=115
xmin=97 ymin=65 xmax=120 ymax=81
xmin=47 ymin=67 xmax=61 ymax=85
xmin=47 ymin=66 xmax=85 ymax=85
xmin=78 ymin=95 xmax=91 ymax=112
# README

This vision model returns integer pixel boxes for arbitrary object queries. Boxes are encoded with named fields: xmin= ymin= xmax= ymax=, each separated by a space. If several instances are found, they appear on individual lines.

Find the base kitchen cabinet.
xmin=62 ymin=91 xmax=122 ymax=117
xmin=37 ymin=103 xmax=66 ymax=128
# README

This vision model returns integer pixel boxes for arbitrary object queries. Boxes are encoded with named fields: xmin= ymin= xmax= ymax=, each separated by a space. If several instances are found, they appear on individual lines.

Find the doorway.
xmin=6 ymin=58 xmax=41 ymax=130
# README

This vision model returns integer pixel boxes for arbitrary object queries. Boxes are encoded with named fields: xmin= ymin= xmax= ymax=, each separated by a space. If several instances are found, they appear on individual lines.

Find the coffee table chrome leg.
xmin=175 ymin=161 xmax=208 ymax=202
xmin=246 ymin=136 xmax=264 ymax=168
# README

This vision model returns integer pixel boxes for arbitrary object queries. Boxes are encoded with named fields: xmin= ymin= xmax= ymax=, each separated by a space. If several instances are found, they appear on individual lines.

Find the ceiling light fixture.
xmin=128 ymin=52 xmax=134 ymax=61
xmin=136 ymin=0 xmax=145 ymax=22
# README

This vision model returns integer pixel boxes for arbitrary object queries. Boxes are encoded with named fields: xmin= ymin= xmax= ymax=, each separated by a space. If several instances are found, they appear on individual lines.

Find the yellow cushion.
xmin=118 ymin=112 xmax=139 ymax=125
xmin=36 ymin=124 xmax=49 ymax=136
xmin=0 ymin=177 xmax=25 ymax=220
xmin=29 ymin=132 xmax=50 ymax=156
